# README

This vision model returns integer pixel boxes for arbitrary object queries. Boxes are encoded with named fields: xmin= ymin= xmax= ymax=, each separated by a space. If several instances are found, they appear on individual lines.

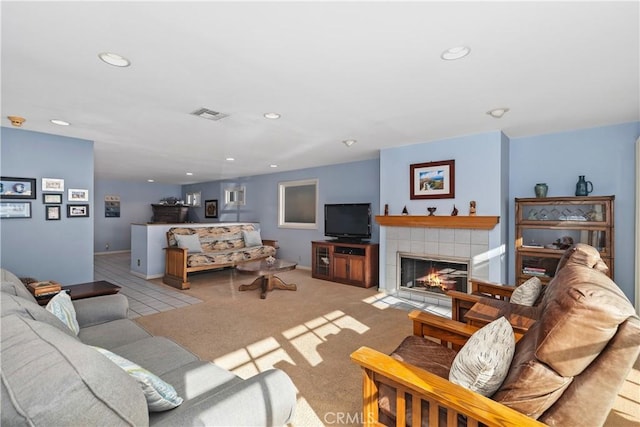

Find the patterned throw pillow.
xmin=510 ymin=277 xmax=542 ymax=306
xmin=449 ymin=316 xmax=515 ymax=396
xmin=45 ymin=291 xmax=80 ymax=335
xmin=92 ymin=346 xmax=184 ymax=412
xmin=175 ymin=233 xmax=202 ymax=253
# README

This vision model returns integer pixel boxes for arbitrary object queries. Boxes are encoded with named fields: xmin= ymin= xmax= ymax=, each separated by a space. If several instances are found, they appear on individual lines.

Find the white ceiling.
xmin=2 ymin=1 xmax=638 ymax=185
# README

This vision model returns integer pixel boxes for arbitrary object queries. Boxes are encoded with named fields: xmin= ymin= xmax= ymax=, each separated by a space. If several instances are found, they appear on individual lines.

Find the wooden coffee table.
xmin=36 ymin=280 xmax=121 ymax=305
xmin=237 ymin=259 xmax=297 ymax=299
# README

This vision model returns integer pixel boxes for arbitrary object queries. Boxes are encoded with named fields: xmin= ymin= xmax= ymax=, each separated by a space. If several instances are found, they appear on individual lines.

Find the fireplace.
xmin=397 ymin=252 xmax=469 ymax=298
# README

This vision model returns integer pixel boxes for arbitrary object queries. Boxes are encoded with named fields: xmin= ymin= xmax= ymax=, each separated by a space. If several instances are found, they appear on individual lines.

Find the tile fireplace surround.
xmin=380 ymin=216 xmax=498 ymax=308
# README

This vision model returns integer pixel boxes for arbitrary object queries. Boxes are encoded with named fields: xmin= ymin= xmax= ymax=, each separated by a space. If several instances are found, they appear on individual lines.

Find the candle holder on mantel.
xmin=427 ymin=207 xmax=437 ymax=216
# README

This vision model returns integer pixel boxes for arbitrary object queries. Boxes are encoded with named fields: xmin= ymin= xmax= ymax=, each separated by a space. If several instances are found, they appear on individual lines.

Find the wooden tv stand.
xmin=311 ymin=240 xmax=379 ymax=288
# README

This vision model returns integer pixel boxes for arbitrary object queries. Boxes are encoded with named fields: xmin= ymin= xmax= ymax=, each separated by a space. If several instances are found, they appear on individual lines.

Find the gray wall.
xmin=94 ymin=179 xmax=181 ymax=252
xmin=0 ymin=127 xmax=94 ymax=284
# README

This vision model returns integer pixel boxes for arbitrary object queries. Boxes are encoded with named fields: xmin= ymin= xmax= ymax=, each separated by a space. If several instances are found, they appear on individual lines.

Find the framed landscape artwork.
xmin=410 ymin=159 xmax=455 ymax=200
xmin=205 ymin=199 xmax=218 ymax=218
xmin=0 ymin=177 xmax=36 ymax=199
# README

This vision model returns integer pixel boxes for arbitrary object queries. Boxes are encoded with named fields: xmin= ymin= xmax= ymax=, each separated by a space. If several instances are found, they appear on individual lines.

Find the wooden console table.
xmin=36 ymin=280 xmax=121 ymax=306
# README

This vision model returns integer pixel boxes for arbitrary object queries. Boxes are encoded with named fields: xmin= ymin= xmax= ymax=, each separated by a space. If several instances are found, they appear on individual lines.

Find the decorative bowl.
xmin=265 ymin=256 xmax=276 ymax=266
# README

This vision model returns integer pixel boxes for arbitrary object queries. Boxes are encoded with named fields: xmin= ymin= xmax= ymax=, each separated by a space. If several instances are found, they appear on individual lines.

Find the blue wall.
xmin=509 ymin=121 xmax=639 ymax=301
xmin=182 ymin=159 xmax=381 ymax=267
xmin=380 ymin=131 xmax=510 ymax=284
xmin=0 ymin=128 xmax=94 ymax=284
xmin=94 ymin=180 xmax=182 ymax=252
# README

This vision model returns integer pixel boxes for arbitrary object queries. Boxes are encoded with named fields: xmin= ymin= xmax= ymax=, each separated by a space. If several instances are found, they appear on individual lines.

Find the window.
xmin=278 ymin=179 xmax=318 ymax=229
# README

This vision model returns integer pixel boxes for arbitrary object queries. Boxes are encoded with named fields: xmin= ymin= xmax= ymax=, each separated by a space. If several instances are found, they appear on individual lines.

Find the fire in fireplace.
xmin=398 ymin=253 xmax=469 ymax=296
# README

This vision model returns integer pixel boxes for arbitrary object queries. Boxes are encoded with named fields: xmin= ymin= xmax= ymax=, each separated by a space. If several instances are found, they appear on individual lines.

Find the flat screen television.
xmin=324 ymin=203 xmax=371 ymax=241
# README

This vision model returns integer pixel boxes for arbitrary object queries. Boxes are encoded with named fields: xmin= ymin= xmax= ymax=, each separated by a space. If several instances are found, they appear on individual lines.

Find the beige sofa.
xmin=163 ymin=223 xmax=276 ymax=289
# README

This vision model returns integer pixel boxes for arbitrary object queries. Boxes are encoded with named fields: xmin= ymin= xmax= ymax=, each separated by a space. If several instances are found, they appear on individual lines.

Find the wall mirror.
xmin=225 ymin=186 xmax=245 ymax=206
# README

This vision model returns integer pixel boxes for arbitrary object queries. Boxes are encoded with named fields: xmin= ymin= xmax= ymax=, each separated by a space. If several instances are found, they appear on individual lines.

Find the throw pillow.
xmin=174 ymin=233 xmax=202 ymax=253
xmin=449 ymin=316 xmax=515 ymax=397
xmin=92 ymin=346 xmax=184 ymax=412
xmin=242 ymin=229 xmax=262 ymax=247
xmin=510 ymin=276 xmax=542 ymax=306
xmin=45 ymin=291 xmax=80 ymax=335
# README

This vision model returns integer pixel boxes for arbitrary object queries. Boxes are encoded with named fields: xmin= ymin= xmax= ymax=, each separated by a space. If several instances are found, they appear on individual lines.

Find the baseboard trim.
xmin=129 ymin=270 xmax=163 ymax=280
xmin=95 ymin=250 xmax=131 ymax=256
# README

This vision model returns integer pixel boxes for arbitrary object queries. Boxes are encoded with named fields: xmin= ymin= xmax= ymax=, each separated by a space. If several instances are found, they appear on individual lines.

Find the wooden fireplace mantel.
xmin=375 ymin=215 xmax=500 ymax=230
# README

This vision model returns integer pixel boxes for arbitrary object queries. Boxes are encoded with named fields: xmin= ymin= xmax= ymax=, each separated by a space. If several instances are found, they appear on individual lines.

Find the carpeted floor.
xmin=135 ymin=268 xmax=415 ymax=426
xmin=134 ymin=267 xmax=640 ymax=427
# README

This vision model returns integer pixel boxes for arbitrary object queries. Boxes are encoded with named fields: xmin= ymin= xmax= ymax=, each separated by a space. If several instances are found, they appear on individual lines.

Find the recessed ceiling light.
xmin=98 ymin=52 xmax=131 ymax=67
xmin=226 ymin=157 xmax=235 ymax=161
xmin=264 ymin=112 xmax=281 ymax=120
xmin=186 ymin=172 xmax=193 ymax=176
xmin=342 ymin=139 xmax=357 ymax=147
xmin=441 ymin=46 xmax=471 ymax=61
xmin=270 ymin=164 xmax=278 ymax=168
xmin=487 ymin=108 xmax=510 ymax=118
xmin=50 ymin=119 xmax=70 ymax=126
xmin=147 ymin=179 xmax=154 ymax=183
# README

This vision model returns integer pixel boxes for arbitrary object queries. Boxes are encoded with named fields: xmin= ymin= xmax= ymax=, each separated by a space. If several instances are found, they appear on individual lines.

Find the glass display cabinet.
xmin=515 ymin=196 xmax=614 ymax=284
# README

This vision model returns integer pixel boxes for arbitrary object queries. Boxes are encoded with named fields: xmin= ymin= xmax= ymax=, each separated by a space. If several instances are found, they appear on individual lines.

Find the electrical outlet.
xmin=105 ymin=243 xmax=110 ymax=250
xmin=137 ymin=259 xmax=141 ymax=266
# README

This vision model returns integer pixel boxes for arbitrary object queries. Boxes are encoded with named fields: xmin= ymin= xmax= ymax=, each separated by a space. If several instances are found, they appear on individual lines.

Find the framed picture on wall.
xmin=42 ymin=178 xmax=65 ymax=192
xmin=0 ymin=177 xmax=36 ymax=200
xmin=410 ymin=159 xmax=455 ymax=200
xmin=67 ymin=204 xmax=89 ymax=218
xmin=205 ymin=199 xmax=218 ymax=218
xmin=0 ymin=201 xmax=32 ymax=218
xmin=43 ymin=193 xmax=62 ymax=204
xmin=46 ymin=205 xmax=61 ymax=220
xmin=68 ymin=189 xmax=89 ymax=202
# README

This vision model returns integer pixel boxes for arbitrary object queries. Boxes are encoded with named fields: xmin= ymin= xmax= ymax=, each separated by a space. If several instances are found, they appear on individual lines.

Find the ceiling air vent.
xmin=190 ymin=108 xmax=229 ymax=121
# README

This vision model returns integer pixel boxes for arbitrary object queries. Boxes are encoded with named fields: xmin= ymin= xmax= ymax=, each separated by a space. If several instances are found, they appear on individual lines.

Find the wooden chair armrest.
xmin=409 ymin=310 xmax=478 ymax=348
xmin=446 ymin=290 xmax=482 ymax=303
xmin=350 ymin=346 xmax=545 ymax=427
xmin=470 ymin=279 xmax=517 ymax=300
xmin=261 ymin=239 xmax=279 ymax=249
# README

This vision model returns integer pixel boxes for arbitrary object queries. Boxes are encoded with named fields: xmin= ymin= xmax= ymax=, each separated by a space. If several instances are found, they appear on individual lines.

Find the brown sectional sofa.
xmin=163 ymin=223 xmax=276 ymax=290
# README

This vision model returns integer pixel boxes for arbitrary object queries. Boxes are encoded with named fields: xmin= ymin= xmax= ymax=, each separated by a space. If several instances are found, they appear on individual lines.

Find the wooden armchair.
xmin=351 ymin=246 xmax=640 ymax=427
xmin=350 ymin=310 xmax=540 ymax=427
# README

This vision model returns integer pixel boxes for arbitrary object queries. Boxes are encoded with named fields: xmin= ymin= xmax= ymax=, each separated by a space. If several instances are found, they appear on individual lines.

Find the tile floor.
xmin=94 ymin=252 xmax=202 ymax=319
xmin=94 ymin=252 xmax=451 ymax=319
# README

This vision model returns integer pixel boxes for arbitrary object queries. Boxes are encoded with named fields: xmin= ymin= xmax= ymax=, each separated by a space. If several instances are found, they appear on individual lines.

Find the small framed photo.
xmin=0 ymin=201 xmax=32 ymax=218
xmin=410 ymin=159 xmax=455 ymax=200
xmin=68 ymin=189 xmax=89 ymax=202
xmin=46 ymin=205 xmax=61 ymax=220
xmin=0 ymin=177 xmax=36 ymax=200
xmin=42 ymin=178 xmax=65 ymax=192
xmin=205 ymin=199 xmax=218 ymax=218
xmin=43 ymin=193 xmax=62 ymax=204
xmin=67 ymin=204 xmax=89 ymax=218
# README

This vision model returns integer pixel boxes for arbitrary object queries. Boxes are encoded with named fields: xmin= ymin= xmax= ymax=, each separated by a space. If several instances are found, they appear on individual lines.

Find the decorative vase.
xmin=575 ymin=175 xmax=593 ymax=196
xmin=427 ymin=207 xmax=436 ymax=216
xmin=534 ymin=183 xmax=548 ymax=198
